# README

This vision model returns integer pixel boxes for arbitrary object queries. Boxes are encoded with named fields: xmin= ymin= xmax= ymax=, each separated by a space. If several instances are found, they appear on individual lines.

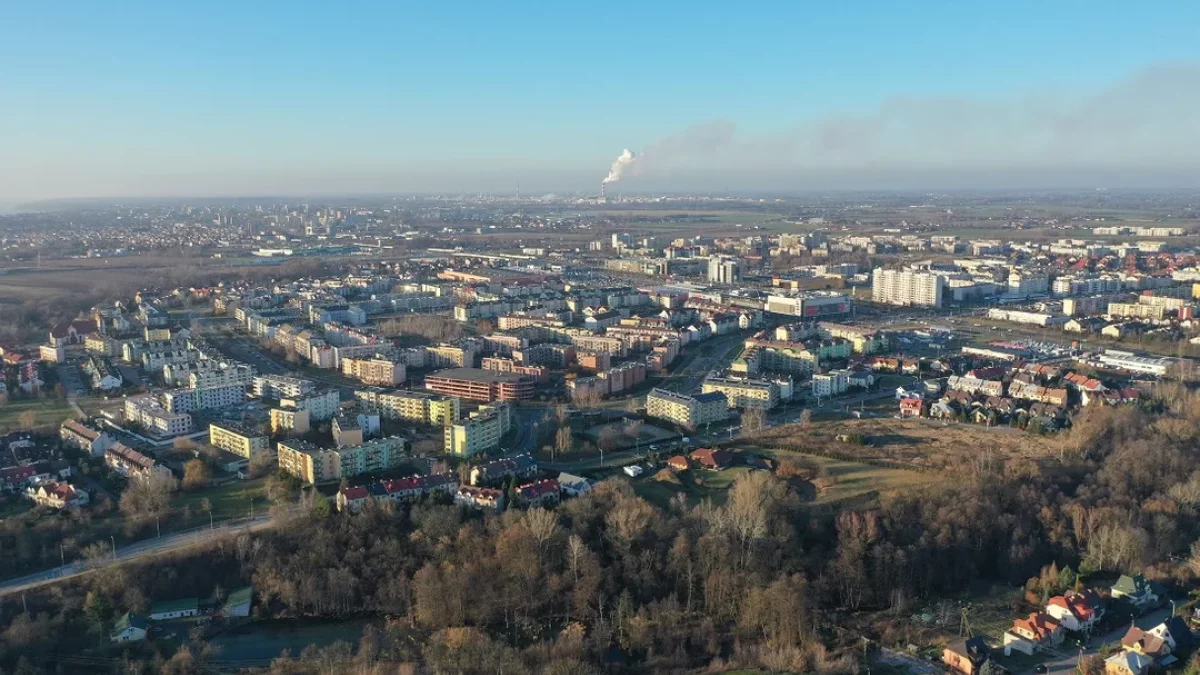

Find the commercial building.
xmin=871 ymin=268 xmax=945 ymax=308
xmin=645 ymin=388 xmax=729 ymax=430
xmin=1095 ymin=349 xmax=1186 ymax=377
xmin=277 ymin=436 xmax=409 ymax=484
xmin=764 ymin=292 xmax=852 ymax=319
xmin=701 ymin=376 xmax=780 ymax=410
xmin=425 ymin=368 xmax=534 ymax=403
xmin=208 ymin=421 xmax=269 ymax=460
xmin=444 ymin=403 xmax=513 ymax=457
xmin=355 ymin=388 xmax=460 ymax=425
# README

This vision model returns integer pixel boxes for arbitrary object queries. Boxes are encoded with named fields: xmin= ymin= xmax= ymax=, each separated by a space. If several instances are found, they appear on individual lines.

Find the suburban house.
xmin=557 ymin=472 xmax=593 ymax=497
xmin=26 ymin=481 xmax=89 ymax=509
xmin=454 ymin=485 xmax=505 ymax=510
xmin=469 ymin=454 xmax=538 ymax=487
xmin=1003 ymin=612 xmax=1063 ymax=655
xmin=1120 ymin=626 xmax=1172 ymax=665
xmin=899 ymin=397 xmax=926 ymax=418
xmin=1111 ymin=574 xmax=1162 ymax=609
xmin=943 ymin=637 xmax=990 ymax=675
xmin=335 ymin=474 xmax=457 ymax=512
xmin=110 ymin=613 xmax=149 ymax=643
xmin=1045 ymin=590 xmax=1104 ymax=632
xmin=1147 ymin=617 xmax=1195 ymax=657
xmin=667 ymin=455 xmax=690 ymax=471
xmin=149 ymin=597 xmax=200 ymax=621
xmin=1106 ymin=651 xmax=1151 ymax=675
xmin=516 ymin=479 xmax=561 ymax=507
xmin=689 ymin=448 xmax=733 ymax=471
xmin=0 ymin=465 xmax=41 ymax=493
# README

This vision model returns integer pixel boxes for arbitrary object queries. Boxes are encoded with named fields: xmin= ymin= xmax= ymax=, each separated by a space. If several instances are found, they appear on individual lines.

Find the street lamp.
xmin=110 ymin=536 xmax=116 ymax=562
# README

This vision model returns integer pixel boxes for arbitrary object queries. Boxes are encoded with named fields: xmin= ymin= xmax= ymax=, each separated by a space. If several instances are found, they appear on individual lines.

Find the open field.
xmin=632 ymin=465 xmax=754 ymax=509
xmin=746 ymin=417 xmax=1065 ymax=473
xmin=0 ymin=397 xmax=75 ymax=432
xmin=752 ymin=447 xmax=937 ymax=505
xmin=174 ymin=477 xmax=268 ymax=521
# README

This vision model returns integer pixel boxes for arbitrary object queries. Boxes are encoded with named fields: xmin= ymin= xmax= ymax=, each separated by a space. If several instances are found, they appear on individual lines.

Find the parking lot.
xmin=56 ymin=364 xmax=87 ymax=397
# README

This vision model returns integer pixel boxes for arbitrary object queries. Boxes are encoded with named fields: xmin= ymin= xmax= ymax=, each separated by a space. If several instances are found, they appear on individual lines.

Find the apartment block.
xmin=871 ymin=268 xmax=945 ymax=308
xmin=277 ymin=436 xmax=409 ymax=484
xmin=270 ymin=407 xmax=311 ymax=435
xmin=162 ymin=384 xmax=245 ymax=414
xmin=445 ymin=403 xmax=513 ymax=457
xmin=355 ymin=388 xmax=460 ymax=425
xmin=279 ymin=389 xmax=340 ymax=421
xmin=701 ymin=376 xmax=780 ymax=410
xmin=341 ymin=356 xmax=406 ymax=386
xmin=646 ymin=388 xmax=729 ymax=430
xmin=252 ymin=374 xmax=315 ymax=400
xmin=208 ymin=421 xmax=269 ymax=460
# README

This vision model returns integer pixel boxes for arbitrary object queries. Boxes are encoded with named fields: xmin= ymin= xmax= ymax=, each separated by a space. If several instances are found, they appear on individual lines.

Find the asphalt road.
xmin=0 ymin=513 xmax=277 ymax=598
xmin=1033 ymin=607 xmax=1170 ymax=675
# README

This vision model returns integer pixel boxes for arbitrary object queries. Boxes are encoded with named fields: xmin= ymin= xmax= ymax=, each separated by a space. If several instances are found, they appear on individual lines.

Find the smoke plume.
xmin=602 ymin=149 xmax=637 ymax=184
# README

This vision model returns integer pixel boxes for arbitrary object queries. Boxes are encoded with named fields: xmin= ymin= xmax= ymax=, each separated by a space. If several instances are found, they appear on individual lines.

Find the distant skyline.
xmin=4 ymin=2 xmax=1200 ymax=201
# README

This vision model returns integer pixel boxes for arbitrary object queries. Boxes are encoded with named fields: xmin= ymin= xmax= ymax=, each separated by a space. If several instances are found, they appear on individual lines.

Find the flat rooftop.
xmin=426 ymin=368 xmax=531 ymax=384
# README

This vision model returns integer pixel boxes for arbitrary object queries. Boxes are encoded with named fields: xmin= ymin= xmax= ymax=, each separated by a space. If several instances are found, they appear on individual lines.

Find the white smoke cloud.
xmin=602 ymin=148 xmax=636 ymax=184
xmin=608 ymin=63 xmax=1200 ymax=189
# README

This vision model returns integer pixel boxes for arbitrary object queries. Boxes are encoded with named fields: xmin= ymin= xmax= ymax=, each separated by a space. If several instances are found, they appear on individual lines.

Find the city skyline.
xmin=4 ymin=2 xmax=1200 ymax=201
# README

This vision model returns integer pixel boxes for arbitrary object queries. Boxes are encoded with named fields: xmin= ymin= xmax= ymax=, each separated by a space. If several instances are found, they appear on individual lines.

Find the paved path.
xmin=0 ymin=513 xmax=278 ymax=597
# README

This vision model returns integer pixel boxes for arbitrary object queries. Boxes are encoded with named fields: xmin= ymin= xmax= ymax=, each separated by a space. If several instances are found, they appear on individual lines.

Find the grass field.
xmin=748 ymin=417 xmax=1064 ymax=473
xmin=753 ymin=447 xmax=936 ymax=505
xmin=174 ymin=478 xmax=268 ymax=521
xmin=0 ymin=397 xmax=75 ymax=432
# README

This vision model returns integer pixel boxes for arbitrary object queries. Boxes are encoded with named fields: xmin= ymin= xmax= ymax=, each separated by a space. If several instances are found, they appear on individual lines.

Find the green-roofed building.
xmin=149 ymin=597 xmax=200 ymax=621
xmin=111 ymin=612 xmax=149 ymax=642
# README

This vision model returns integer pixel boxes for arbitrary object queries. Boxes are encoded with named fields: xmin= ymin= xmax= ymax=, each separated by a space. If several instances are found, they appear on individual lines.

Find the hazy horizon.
xmin=4 ymin=2 xmax=1200 ymax=201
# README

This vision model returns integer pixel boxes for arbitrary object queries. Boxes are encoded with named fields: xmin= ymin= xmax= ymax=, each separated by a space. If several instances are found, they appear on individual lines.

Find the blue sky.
xmin=4 ymin=1 xmax=1200 ymax=199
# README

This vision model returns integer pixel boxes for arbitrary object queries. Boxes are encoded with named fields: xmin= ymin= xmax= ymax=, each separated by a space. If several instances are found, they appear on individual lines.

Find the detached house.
xmin=943 ymin=637 xmax=990 ymax=675
xmin=1003 ymin=612 xmax=1063 ymax=655
xmin=1120 ymin=626 xmax=1171 ymax=664
xmin=1046 ymin=590 xmax=1104 ymax=632
xmin=1111 ymin=575 xmax=1162 ymax=610
xmin=516 ymin=479 xmax=560 ymax=507
xmin=110 ymin=613 xmax=149 ymax=643
xmin=1106 ymin=651 xmax=1151 ymax=675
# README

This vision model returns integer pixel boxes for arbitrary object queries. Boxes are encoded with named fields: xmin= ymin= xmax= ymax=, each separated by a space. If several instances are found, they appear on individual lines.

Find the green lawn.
xmin=174 ymin=478 xmax=268 ymax=521
xmin=0 ymin=397 xmax=75 ymax=432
